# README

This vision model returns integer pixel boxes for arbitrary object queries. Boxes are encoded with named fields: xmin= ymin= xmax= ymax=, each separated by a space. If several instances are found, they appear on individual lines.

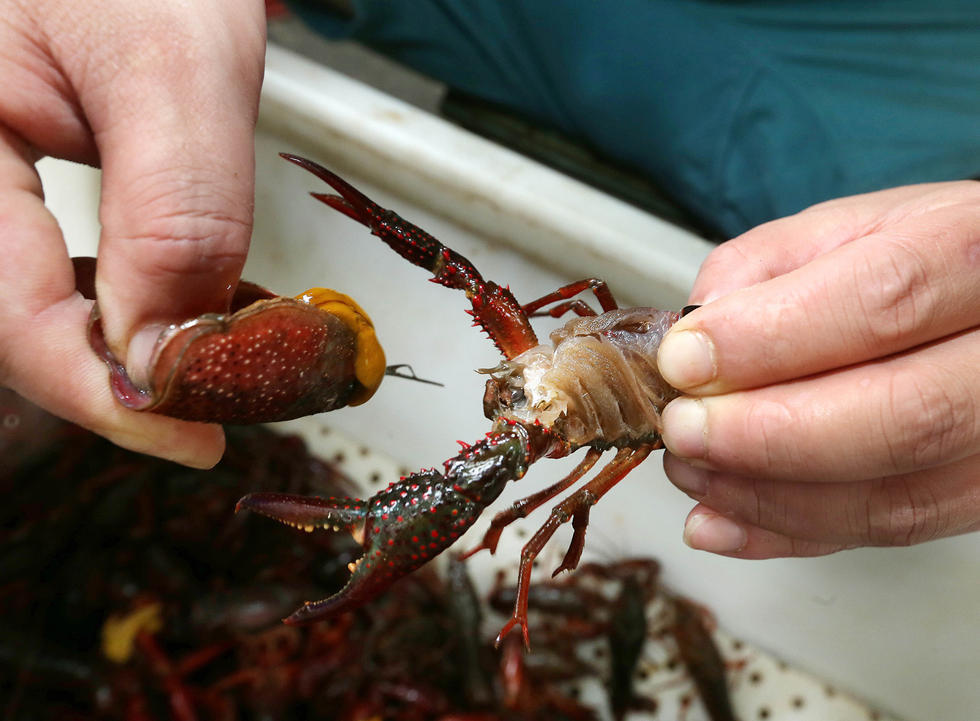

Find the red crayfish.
xmin=234 ymin=155 xmax=695 ymax=646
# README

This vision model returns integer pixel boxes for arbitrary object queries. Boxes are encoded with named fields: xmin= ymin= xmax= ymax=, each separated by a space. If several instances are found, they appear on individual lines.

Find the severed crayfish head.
xmin=87 ymin=277 xmax=386 ymax=423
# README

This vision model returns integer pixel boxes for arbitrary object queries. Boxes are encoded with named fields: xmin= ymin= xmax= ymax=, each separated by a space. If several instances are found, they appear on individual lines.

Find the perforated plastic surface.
xmin=276 ymin=418 xmax=902 ymax=721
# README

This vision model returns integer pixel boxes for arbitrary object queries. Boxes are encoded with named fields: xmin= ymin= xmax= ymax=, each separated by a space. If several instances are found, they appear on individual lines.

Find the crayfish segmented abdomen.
xmin=485 ymin=307 xmax=681 ymax=449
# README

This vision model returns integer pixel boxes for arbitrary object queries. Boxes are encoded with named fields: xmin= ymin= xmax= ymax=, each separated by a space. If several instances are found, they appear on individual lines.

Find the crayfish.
xmin=237 ymin=154 xmax=694 ymax=647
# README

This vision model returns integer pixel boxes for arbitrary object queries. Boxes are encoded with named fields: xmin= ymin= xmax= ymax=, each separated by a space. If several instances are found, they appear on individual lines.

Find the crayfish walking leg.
xmin=492 ymin=445 xmax=655 ymax=648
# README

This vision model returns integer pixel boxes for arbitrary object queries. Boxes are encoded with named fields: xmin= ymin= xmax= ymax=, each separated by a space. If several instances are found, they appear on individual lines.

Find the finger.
xmin=0 ymin=3 xmax=97 ymax=163
xmin=62 ymin=3 xmax=267 ymax=379
xmin=662 ymin=182 xmax=980 ymax=393
xmin=5 ymin=296 xmax=226 ymax=468
xmin=679 ymin=506 xmax=852 ymax=559
xmin=667 ymin=454 xmax=980 ymax=557
xmin=660 ymin=327 xmax=979 ymax=482
xmin=689 ymin=181 xmax=978 ymax=303
xmin=0 ymin=131 xmax=224 ymax=467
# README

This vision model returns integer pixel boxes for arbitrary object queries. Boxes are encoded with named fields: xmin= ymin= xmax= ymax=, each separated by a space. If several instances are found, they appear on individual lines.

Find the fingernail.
xmin=665 ymin=459 xmax=708 ymax=497
xmin=658 ymin=330 xmax=716 ymax=389
xmin=661 ymin=398 xmax=707 ymax=459
xmin=125 ymin=323 xmax=169 ymax=388
xmin=684 ymin=511 xmax=747 ymax=553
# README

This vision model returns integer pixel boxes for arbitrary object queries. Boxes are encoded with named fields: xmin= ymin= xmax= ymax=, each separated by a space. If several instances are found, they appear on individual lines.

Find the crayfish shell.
xmin=88 ymin=281 xmax=385 ymax=424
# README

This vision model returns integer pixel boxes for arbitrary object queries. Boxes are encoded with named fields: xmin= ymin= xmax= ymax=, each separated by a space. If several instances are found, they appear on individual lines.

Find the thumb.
xmin=85 ymin=7 xmax=266 ymax=383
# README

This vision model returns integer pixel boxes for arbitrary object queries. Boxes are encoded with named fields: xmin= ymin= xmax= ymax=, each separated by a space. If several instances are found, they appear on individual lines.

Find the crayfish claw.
xmin=279 ymin=153 xmax=379 ymax=226
xmin=283 ymin=152 xmax=540 ymax=360
xmin=89 ymin=281 xmax=384 ymax=423
xmin=236 ymin=492 xmax=367 ymax=536
xmin=310 ymin=192 xmax=364 ymax=224
xmin=237 ymin=429 xmax=538 ymax=627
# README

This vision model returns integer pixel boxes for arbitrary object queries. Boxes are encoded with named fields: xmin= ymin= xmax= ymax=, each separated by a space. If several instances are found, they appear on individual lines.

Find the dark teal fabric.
xmin=289 ymin=1 xmax=980 ymax=237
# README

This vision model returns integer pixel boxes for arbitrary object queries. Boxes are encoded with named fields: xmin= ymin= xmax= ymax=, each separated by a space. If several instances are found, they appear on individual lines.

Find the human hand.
xmin=0 ymin=0 xmax=266 ymax=467
xmin=657 ymin=182 xmax=980 ymax=557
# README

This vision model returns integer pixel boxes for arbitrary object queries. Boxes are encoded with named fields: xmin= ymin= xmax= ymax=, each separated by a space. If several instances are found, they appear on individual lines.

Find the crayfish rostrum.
xmin=237 ymin=154 xmax=693 ymax=646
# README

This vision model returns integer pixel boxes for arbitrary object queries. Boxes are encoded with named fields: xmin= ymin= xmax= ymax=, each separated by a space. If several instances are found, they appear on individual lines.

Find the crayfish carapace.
xmin=85 ymin=259 xmax=387 ymax=423
xmin=238 ymin=154 xmax=690 ymax=646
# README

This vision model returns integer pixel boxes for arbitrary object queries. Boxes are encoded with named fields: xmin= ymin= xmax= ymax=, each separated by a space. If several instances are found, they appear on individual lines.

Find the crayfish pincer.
xmin=238 ymin=154 xmax=689 ymax=646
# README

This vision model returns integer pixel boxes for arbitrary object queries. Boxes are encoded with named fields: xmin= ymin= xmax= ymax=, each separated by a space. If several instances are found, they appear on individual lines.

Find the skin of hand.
xmin=0 ymin=0 xmax=266 ymax=467
xmin=657 ymin=181 xmax=980 ymax=558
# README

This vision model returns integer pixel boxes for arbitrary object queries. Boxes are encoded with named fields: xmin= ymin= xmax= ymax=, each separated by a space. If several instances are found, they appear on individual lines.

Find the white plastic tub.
xmin=41 ymin=43 xmax=979 ymax=721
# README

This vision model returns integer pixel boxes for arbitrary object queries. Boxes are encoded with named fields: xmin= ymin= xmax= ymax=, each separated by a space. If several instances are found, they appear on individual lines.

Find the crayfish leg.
xmin=552 ymin=503 xmax=592 ymax=578
xmin=520 ymin=278 xmax=619 ymax=318
xmin=462 ymin=447 xmax=602 ymax=560
xmin=496 ymin=444 xmax=654 ymax=649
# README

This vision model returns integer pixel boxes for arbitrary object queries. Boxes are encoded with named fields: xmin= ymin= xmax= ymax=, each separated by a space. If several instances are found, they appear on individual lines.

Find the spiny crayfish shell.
xmin=85 ymin=267 xmax=385 ymax=424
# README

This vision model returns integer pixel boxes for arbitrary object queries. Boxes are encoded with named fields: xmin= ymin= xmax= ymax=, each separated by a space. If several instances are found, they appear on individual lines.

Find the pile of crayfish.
xmin=1 ymin=389 xmax=738 ymax=720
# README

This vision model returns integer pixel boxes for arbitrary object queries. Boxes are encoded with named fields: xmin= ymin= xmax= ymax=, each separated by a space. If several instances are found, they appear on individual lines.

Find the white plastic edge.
xmin=260 ymin=43 xmax=715 ymax=309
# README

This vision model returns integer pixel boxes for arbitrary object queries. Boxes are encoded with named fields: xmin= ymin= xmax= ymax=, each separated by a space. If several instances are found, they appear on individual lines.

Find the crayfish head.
xmin=479 ymin=354 xmax=540 ymax=422
xmin=479 ymin=347 xmax=568 ymax=432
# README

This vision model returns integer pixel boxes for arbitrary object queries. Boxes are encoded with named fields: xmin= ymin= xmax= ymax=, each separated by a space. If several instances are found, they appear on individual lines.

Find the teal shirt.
xmin=291 ymin=1 xmax=980 ymax=237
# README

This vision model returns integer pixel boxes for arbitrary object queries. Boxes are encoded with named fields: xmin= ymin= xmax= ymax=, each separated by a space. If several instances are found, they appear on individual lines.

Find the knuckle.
xmin=865 ymin=477 xmax=944 ymax=546
xmin=736 ymin=397 xmax=802 ymax=474
xmin=930 ymin=179 xmax=980 ymax=208
xmin=743 ymin=476 xmax=775 ymax=527
xmin=697 ymin=240 xmax=755 ymax=281
xmin=881 ymin=367 xmax=976 ymax=472
xmin=113 ymin=6 xmax=264 ymax=69
xmin=139 ymin=203 xmax=252 ymax=250
xmin=108 ymin=167 xmax=253 ymax=266
xmin=0 ymin=351 xmax=11 ymax=389
xmin=752 ymin=284 xmax=816 ymax=372
xmin=851 ymin=238 xmax=933 ymax=352
xmin=787 ymin=537 xmax=853 ymax=558
xmin=81 ymin=5 xmax=265 ymax=114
